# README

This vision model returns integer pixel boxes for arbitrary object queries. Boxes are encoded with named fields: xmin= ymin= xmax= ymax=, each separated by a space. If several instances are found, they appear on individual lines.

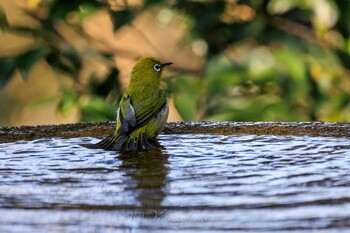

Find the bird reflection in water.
xmin=117 ymin=149 xmax=169 ymax=219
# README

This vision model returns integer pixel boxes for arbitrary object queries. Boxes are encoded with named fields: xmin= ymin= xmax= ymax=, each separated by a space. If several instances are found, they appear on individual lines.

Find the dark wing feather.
xmin=117 ymin=93 xmax=137 ymax=135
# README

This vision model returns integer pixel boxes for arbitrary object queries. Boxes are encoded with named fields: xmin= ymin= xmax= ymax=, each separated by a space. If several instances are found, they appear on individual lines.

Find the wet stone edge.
xmin=0 ymin=121 xmax=349 ymax=143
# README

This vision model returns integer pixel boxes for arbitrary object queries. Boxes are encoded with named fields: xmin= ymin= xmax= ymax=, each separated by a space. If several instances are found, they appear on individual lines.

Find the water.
xmin=1 ymin=134 xmax=350 ymax=232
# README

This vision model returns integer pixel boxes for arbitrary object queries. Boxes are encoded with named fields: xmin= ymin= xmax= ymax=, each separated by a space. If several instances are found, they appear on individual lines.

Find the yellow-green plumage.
xmin=86 ymin=56 xmax=171 ymax=151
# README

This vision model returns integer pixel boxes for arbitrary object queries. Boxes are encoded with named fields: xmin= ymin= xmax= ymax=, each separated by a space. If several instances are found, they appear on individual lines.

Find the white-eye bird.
xmin=85 ymin=56 xmax=172 ymax=151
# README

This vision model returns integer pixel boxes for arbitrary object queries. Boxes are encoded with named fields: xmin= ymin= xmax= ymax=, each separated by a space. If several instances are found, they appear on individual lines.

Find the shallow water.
xmin=1 ymin=134 xmax=350 ymax=232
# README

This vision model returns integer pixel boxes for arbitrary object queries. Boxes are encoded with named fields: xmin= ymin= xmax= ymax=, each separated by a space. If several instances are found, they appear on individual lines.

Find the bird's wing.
xmin=117 ymin=92 xmax=136 ymax=134
xmin=133 ymin=91 xmax=167 ymax=127
xmin=117 ymin=91 xmax=167 ymax=135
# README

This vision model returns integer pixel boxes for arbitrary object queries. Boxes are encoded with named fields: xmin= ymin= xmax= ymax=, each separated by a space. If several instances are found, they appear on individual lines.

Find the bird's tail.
xmin=81 ymin=133 xmax=160 ymax=151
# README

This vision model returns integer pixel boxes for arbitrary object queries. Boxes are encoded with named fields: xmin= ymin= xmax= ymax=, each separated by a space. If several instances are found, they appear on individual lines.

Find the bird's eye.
xmin=154 ymin=64 xmax=161 ymax=72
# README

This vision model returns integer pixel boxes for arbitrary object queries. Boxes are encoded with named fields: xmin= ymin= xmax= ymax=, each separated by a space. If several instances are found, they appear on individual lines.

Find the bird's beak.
xmin=161 ymin=62 xmax=173 ymax=68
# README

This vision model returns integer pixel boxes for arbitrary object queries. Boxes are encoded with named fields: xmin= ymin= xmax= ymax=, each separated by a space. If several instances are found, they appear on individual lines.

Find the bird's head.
xmin=130 ymin=56 xmax=172 ymax=87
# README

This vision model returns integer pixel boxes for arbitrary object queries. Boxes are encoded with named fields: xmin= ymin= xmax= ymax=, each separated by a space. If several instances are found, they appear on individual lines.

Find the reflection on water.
xmin=0 ymin=134 xmax=350 ymax=232
xmin=118 ymin=150 xmax=169 ymax=217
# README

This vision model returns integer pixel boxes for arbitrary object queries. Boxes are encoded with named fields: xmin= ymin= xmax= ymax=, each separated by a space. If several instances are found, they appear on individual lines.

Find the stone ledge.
xmin=0 ymin=121 xmax=349 ymax=143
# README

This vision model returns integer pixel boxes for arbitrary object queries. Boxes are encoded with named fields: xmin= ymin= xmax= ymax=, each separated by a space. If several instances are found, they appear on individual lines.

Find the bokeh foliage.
xmin=0 ymin=0 xmax=350 ymax=122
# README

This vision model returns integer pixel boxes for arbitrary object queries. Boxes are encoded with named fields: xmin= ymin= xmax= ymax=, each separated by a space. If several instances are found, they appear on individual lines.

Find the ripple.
xmin=0 ymin=134 xmax=350 ymax=231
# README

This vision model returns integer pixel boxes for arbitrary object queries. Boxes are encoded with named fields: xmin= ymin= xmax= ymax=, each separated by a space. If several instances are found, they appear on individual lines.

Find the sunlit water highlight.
xmin=1 ymin=134 xmax=350 ymax=232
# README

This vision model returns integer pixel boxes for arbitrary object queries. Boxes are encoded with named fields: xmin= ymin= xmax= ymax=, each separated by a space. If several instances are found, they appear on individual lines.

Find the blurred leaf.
xmin=334 ymin=0 xmax=350 ymax=37
xmin=274 ymin=46 xmax=306 ymax=81
xmin=29 ymin=96 xmax=58 ymax=110
xmin=144 ymin=0 xmax=164 ymax=7
xmin=0 ymin=9 xmax=9 ymax=31
xmin=11 ymin=25 xmax=47 ymax=36
xmin=64 ymin=48 xmax=82 ymax=73
xmin=0 ymin=57 xmax=17 ymax=89
xmin=173 ymin=93 xmax=197 ymax=121
xmin=49 ymin=0 xmax=80 ymax=20
xmin=81 ymin=96 xmax=116 ymax=122
xmin=100 ymin=52 xmax=115 ymax=60
xmin=205 ymin=57 xmax=243 ymax=97
xmin=58 ymin=89 xmax=79 ymax=116
xmin=16 ymin=47 xmax=48 ymax=80
xmin=46 ymin=53 xmax=74 ymax=75
xmin=89 ymin=67 xmax=120 ymax=97
xmin=207 ymin=72 xmax=236 ymax=97
xmin=165 ymin=75 xmax=200 ymax=121
xmin=49 ymin=0 xmax=104 ymax=20
xmin=75 ymin=4 xmax=100 ymax=21
xmin=109 ymin=9 xmax=135 ymax=31
xmin=0 ymin=47 xmax=48 ymax=88
xmin=45 ymin=48 xmax=81 ymax=77
xmin=336 ymin=50 xmax=350 ymax=70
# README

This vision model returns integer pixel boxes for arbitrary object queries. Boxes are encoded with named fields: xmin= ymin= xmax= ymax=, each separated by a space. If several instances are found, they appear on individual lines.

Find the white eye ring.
xmin=154 ymin=64 xmax=161 ymax=72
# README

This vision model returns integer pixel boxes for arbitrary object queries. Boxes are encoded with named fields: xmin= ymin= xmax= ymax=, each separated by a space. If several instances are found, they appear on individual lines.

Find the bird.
xmin=83 ymin=56 xmax=172 ymax=151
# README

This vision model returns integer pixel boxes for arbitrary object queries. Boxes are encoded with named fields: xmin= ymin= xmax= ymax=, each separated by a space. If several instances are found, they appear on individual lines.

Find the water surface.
xmin=1 ymin=134 xmax=350 ymax=232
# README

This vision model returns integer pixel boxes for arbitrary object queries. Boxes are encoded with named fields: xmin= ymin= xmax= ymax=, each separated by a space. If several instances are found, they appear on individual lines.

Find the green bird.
xmin=86 ymin=56 xmax=172 ymax=151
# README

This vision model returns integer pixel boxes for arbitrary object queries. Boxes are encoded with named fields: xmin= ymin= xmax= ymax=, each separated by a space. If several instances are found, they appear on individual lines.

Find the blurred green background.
xmin=0 ymin=0 xmax=349 ymax=126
